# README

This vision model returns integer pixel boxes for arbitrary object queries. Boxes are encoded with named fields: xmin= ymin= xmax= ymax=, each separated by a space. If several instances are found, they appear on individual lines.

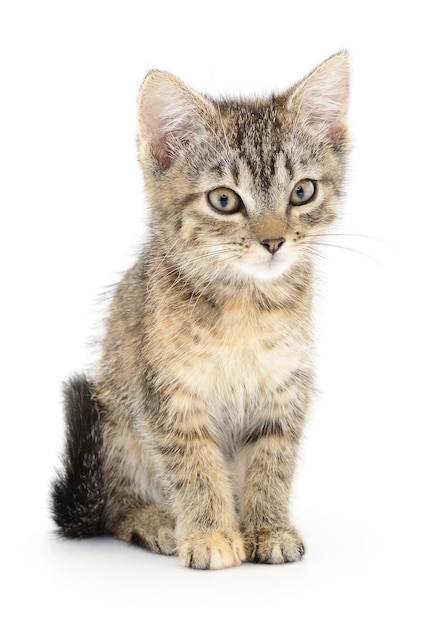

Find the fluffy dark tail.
xmin=51 ymin=375 xmax=106 ymax=538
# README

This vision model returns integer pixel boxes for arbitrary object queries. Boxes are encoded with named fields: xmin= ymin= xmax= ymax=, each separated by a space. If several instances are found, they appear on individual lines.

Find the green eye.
xmin=208 ymin=188 xmax=243 ymax=214
xmin=290 ymin=179 xmax=317 ymax=206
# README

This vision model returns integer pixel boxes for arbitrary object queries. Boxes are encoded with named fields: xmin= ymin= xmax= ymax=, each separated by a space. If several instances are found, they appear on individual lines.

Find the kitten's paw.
xmin=179 ymin=531 xmax=246 ymax=570
xmin=131 ymin=526 xmax=177 ymax=556
xmin=121 ymin=504 xmax=177 ymax=556
xmin=243 ymin=527 xmax=305 ymax=564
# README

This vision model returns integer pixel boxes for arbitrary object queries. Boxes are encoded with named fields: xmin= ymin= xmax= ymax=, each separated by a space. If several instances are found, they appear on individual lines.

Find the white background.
xmin=1 ymin=1 xmax=443 ymax=624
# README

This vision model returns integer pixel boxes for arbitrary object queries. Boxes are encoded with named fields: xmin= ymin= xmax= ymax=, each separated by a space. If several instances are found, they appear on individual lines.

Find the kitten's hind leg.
xmin=111 ymin=504 xmax=177 ymax=556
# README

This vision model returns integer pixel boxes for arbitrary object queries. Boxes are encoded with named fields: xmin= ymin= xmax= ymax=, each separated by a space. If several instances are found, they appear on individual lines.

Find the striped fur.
xmin=52 ymin=52 xmax=351 ymax=569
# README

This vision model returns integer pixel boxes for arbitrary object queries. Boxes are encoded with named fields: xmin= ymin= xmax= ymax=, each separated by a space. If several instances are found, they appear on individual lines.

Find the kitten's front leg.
xmin=241 ymin=431 xmax=305 ymax=563
xmin=241 ymin=386 xmax=308 ymax=564
xmin=155 ymin=403 xmax=245 ymax=570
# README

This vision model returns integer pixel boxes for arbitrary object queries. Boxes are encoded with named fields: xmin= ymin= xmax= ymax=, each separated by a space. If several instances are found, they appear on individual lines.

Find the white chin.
xmin=237 ymin=257 xmax=294 ymax=281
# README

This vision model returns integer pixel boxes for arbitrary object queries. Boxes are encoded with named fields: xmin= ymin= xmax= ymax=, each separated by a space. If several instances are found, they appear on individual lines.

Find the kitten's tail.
xmin=51 ymin=375 xmax=106 ymax=538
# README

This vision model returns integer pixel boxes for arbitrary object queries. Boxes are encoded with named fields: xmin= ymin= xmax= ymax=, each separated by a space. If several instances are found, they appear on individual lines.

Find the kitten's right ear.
xmin=138 ymin=71 xmax=212 ymax=170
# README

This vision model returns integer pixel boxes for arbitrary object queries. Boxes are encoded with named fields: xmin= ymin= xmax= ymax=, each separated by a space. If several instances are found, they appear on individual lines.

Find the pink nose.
xmin=260 ymin=237 xmax=285 ymax=255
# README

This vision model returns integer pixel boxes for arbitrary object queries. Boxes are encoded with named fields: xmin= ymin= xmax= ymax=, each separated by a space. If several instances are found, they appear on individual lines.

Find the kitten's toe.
xmin=178 ymin=530 xmax=246 ymax=570
xmin=243 ymin=527 xmax=305 ymax=564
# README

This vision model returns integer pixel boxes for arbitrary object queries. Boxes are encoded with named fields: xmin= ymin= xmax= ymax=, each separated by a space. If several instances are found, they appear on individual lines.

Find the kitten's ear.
xmin=138 ymin=71 xmax=213 ymax=170
xmin=286 ymin=51 xmax=350 ymax=149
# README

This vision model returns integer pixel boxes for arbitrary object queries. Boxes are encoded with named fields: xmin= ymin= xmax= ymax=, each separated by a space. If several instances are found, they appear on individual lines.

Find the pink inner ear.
xmin=325 ymin=115 xmax=347 ymax=148
xmin=150 ymin=131 xmax=174 ymax=170
xmin=151 ymin=128 xmax=195 ymax=169
xmin=139 ymin=82 xmax=205 ymax=170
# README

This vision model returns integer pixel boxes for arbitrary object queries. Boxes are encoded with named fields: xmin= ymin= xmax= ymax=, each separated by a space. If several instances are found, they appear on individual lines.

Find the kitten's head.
xmin=137 ymin=53 xmax=350 ymax=289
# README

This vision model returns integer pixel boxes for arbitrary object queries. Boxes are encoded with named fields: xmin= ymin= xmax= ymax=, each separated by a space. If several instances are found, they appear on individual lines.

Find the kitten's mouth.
xmin=238 ymin=252 xmax=294 ymax=281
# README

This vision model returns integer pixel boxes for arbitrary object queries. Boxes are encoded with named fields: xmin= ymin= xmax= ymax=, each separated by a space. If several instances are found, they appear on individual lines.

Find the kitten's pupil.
xmin=296 ymin=186 xmax=304 ymax=200
xmin=219 ymin=193 xmax=229 ymax=208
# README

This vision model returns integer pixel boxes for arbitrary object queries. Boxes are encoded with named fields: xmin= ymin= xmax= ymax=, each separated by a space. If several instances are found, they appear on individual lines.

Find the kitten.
xmin=52 ymin=52 xmax=351 ymax=569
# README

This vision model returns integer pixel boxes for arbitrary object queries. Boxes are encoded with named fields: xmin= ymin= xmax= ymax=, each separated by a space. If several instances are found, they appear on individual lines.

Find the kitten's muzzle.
xmin=260 ymin=237 xmax=285 ymax=255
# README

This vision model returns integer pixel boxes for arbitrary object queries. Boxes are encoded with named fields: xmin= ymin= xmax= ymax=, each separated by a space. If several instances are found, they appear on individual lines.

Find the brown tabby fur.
xmin=52 ymin=52 xmax=351 ymax=569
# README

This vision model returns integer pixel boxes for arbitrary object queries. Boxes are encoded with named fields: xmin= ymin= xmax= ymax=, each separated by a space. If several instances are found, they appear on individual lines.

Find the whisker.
xmin=149 ymin=245 xmax=230 ymax=279
xmin=303 ymin=233 xmax=388 ymax=255
xmin=305 ymin=241 xmax=381 ymax=265
xmin=304 ymin=232 xmax=381 ymax=242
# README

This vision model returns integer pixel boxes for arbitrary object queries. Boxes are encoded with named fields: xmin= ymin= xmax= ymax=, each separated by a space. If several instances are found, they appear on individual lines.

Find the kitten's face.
xmin=137 ymin=54 xmax=350 ymax=288
xmin=162 ymin=112 xmax=343 ymax=283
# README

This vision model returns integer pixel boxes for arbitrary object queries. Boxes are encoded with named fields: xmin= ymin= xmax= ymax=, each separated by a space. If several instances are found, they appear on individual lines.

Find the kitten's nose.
xmin=260 ymin=237 xmax=285 ymax=255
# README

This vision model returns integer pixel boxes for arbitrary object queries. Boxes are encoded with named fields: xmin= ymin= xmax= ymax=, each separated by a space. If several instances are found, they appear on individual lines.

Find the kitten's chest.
xmin=163 ymin=298 xmax=311 ymax=409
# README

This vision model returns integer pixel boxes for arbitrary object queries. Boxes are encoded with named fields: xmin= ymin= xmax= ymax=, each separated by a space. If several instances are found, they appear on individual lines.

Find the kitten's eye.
xmin=290 ymin=179 xmax=317 ymax=206
xmin=208 ymin=188 xmax=243 ymax=214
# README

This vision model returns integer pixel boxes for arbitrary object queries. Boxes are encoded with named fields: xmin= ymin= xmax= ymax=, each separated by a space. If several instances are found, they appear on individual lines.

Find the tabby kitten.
xmin=52 ymin=52 xmax=351 ymax=569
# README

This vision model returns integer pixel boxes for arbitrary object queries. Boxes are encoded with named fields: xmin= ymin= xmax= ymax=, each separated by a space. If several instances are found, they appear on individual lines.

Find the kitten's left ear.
xmin=286 ymin=51 xmax=350 ymax=149
xmin=138 ymin=71 xmax=214 ymax=170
